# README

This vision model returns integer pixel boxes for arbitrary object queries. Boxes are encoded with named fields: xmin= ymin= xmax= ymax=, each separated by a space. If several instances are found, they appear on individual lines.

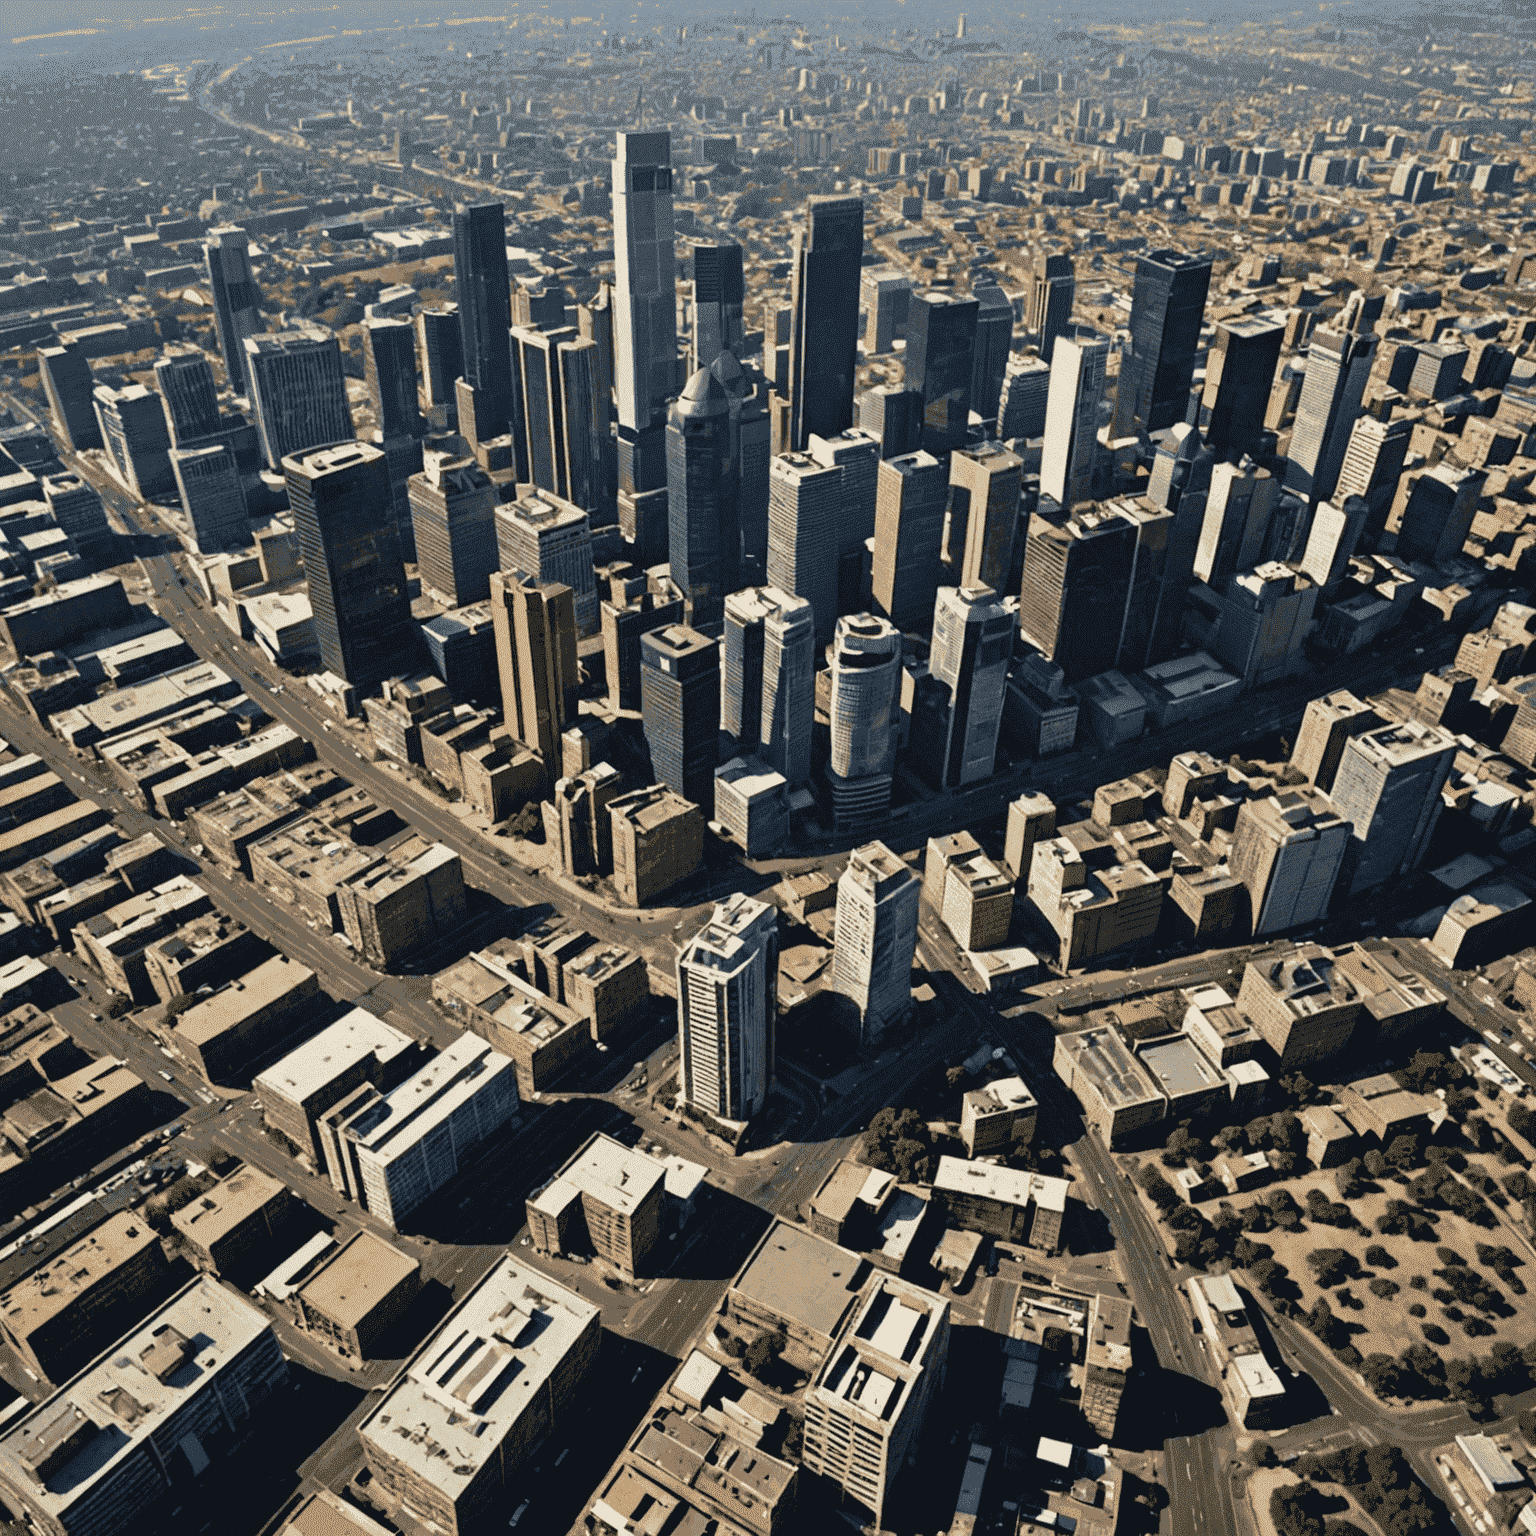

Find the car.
xmin=508 ymin=1502 xmax=530 ymax=1528
xmin=631 ymin=1367 xmax=643 ymax=1383
xmin=158 ymin=1070 xmax=174 ymax=1082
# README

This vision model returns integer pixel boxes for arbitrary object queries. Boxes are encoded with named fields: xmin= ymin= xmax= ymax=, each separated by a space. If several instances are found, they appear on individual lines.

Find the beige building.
xmin=1181 ymin=984 xmax=1263 ymax=1066
xmin=291 ymin=1230 xmax=420 ymax=1361
xmin=1188 ymin=1274 xmax=1286 ymax=1427
xmin=1027 ymin=838 xmax=1162 ymax=971
xmin=959 ymin=1076 xmax=1038 ymax=1157
xmin=171 ymin=955 xmax=321 ymax=1083
xmin=1052 ymin=1028 xmax=1165 ymax=1147
xmin=1081 ymin=1292 xmax=1133 ymax=1439
xmin=608 ymin=784 xmax=704 ymax=906
xmin=527 ymin=1132 xmax=666 ymax=1279
xmin=932 ymin=1156 xmax=1068 ymax=1252
xmin=169 ymin=1165 xmax=296 ymax=1281
xmin=334 ymin=841 xmax=466 ymax=969
xmin=923 ymin=832 xmax=1014 ymax=952
xmin=1236 ymin=946 xmax=1362 ymax=1069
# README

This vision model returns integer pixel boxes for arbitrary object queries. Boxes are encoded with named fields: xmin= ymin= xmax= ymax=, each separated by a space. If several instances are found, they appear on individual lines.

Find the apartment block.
xmin=1236 ymin=946 xmax=1363 ymax=1069
xmin=335 ymin=841 xmax=466 ymax=969
xmin=1052 ymin=1028 xmax=1164 ymax=1147
xmin=932 ymin=1157 xmax=1068 ymax=1252
xmin=169 ymin=1166 xmax=297 ymax=1282
xmin=528 ymin=1132 xmax=666 ymax=1279
xmin=922 ymin=833 xmax=1014 ymax=952
xmin=608 ymin=785 xmax=704 ymax=906
xmin=289 ymin=1231 xmax=420 ymax=1362
xmin=171 ymin=956 xmax=321 ymax=1084
xmin=959 ymin=1076 xmax=1038 ymax=1157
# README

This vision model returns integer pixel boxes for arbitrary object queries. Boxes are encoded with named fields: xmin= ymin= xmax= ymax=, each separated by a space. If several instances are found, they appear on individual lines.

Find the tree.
xmin=1364 ymin=1244 xmax=1396 ymax=1269
xmin=1386 ymin=1134 xmax=1421 ymax=1171
xmin=1335 ymin=1160 xmax=1366 ymax=1201
xmin=1364 ymin=1150 xmax=1388 ymax=1179
xmin=1271 ymin=1484 xmax=1325 ymax=1536
xmin=1362 ymin=1353 xmax=1405 ymax=1398
xmin=743 ymin=1327 xmax=786 ymax=1381
xmin=1308 ymin=1248 xmax=1361 ymax=1288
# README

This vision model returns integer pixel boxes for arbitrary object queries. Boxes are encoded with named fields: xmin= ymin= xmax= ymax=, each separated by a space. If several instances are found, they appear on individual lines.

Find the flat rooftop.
xmin=295 ymin=1231 xmax=419 ymax=1328
xmin=1137 ymin=1036 xmax=1225 ymax=1099
xmin=1058 ymin=1028 xmax=1162 ymax=1110
xmin=535 ymin=1133 xmax=665 ymax=1219
xmin=0 ymin=1211 xmax=158 ymax=1335
xmin=730 ymin=1219 xmax=868 ymax=1343
xmin=254 ymin=1007 xmax=416 ymax=1106
xmin=170 ymin=1166 xmax=287 ymax=1248
xmin=174 ymin=955 xmax=316 ymax=1048
xmin=934 ymin=1156 xmax=1067 ymax=1212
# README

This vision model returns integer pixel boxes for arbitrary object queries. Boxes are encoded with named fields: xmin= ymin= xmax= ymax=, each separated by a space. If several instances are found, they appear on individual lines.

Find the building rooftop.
xmin=730 ymin=1220 xmax=869 ymax=1343
xmin=1057 ymin=1028 xmax=1162 ymax=1110
xmin=812 ymin=1276 xmax=947 ymax=1427
xmin=966 ymin=1076 xmax=1037 ymax=1116
xmin=1137 ymin=1036 xmax=1225 ymax=1099
xmin=0 ymin=1211 xmax=158 ymax=1338
xmin=173 ymin=955 xmax=316 ymax=1050
xmin=294 ymin=1230 xmax=419 ymax=1328
xmin=253 ymin=1008 xmax=417 ymax=1106
xmin=169 ymin=1166 xmax=287 ymax=1249
xmin=934 ymin=1156 xmax=1066 ymax=1212
xmin=534 ymin=1133 xmax=666 ymax=1220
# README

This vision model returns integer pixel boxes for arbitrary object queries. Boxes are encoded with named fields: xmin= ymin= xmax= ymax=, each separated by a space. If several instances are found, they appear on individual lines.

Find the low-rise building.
xmin=1236 ymin=945 xmax=1363 ymax=1069
xmin=807 ymin=1160 xmax=897 ymax=1248
xmin=932 ymin=1156 xmax=1068 ymax=1252
xmin=335 ymin=840 xmax=466 ymax=969
xmin=73 ymin=875 xmax=213 ymax=1003
xmin=1335 ymin=1073 xmax=1446 ymax=1144
xmin=290 ymin=1230 xmax=420 ymax=1362
xmin=1188 ymin=1274 xmax=1286 ymax=1427
xmin=171 ymin=955 xmax=321 ymax=1083
xmin=1301 ymin=1105 xmax=1358 ymax=1169
xmin=1181 ymin=985 xmax=1263 ymax=1066
xmin=1081 ymin=1292 xmax=1133 ymax=1440
xmin=1329 ymin=945 xmax=1444 ymax=1049
xmin=959 ymin=1076 xmax=1038 ymax=1157
xmin=168 ymin=1165 xmax=297 ymax=1281
xmin=608 ymin=785 xmax=704 ymax=906
xmin=1135 ymin=1035 xmax=1229 ymax=1122
xmin=923 ymin=832 xmax=1015 ymax=951
xmin=527 ymin=1132 xmax=666 ymax=1279
xmin=141 ymin=913 xmax=270 ymax=1003
xmin=1052 ymin=1028 xmax=1165 ymax=1147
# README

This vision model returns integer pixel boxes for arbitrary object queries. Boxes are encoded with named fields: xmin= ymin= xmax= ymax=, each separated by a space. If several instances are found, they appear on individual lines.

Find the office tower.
xmin=513 ymin=286 xmax=566 ymax=330
xmin=641 ymin=624 xmax=720 ymax=810
xmin=1146 ymin=420 xmax=1212 ymax=516
xmin=362 ymin=316 xmax=421 ymax=441
xmin=40 ymin=472 xmax=112 ymax=565
xmin=452 ymin=201 xmax=515 ymax=442
xmin=409 ymin=450 xmax=499 ymax=606
xmin=999 ymin=356 xmax=1051 ymax=441
xmin=244 ymin=330 xmax=353 ymax=470
xmin=171 ymin=445 xmax=248 ymax=554
xmin=1111 ymin=248 xmax=1212 ymax=439
xmin=1201 ymin=316 xmax=1284 ymax=460
xmin=1388 ymin=463 xmax=1484 ymax=566
xmin=711 ymin=350 xmax=770 ymax=572
xmin=490 ymin=567 xmax=578 ymax=772
xmin=578 ymin=282 xmax=615 ymax=411
xmin=832 ymin=840 xmax=920 ymax=1040
xmin=1027 ymin=253 xmax=1074 ymax=364
xmin=416 ymin=303 xmax=462 ymax=414
xmin=970 ymin=285 xmax=1014 ymax=430
xmin=556 ymin=336 xmax=606 ymax=517
xmin=204 ymin=226 xmax=264 ymax=394
xmin=602 ymin=569 xmax=685 ymax=712
xmin=677 ymin=892 xmax=777 ymax=1124
xmin=512 ymin=327 xmax=605 ymax=517
xmin=951 ymin=441 xmax=1023 ymax=595
xmin=613 ymin=131 xmax=677 ymax=492
xmin=722 ymin=586 xmax=815 ymax=782
xmin=1040 ymin=335 xmax=1109 ymax=508
xmin=495 ymin=490 xmax=599 ymax=637
xmin=861 ymin=269 xmax=912 ymax=354
xmin=153 ymin=348 xmax=221 ymax=447
xmin=809 ymin=428 xmax=881 ymax=615
xmin=285 ymin=442 xmax=415 ymax=692
xmin=1193 ymin=461 xmax=1278 ymax=586
xmin=767 ymin=452 xmax=841 ymax=644
xmin=1283 ymin=291 xmax=1378 ymax=503
xmin=91 ymin=383 xmax=174 ymax=500
xmin=858 ymin=384 xmax=924 ymax=459
xmin=1114 ymin=500 xmax=1181 ymax=675
xmin=37 ymin=341 xmax=102 ymax=451
xmin=691 ymin=242 xmax=745 ymax=372
xmin=1291 ymin=691 xmax=1383 ymax=795
xmin=929 ymin=585 xmax=1011 ymax=788
xmin=1333 ymin=414 xmax=1412 ymax=532
xmin=1202 ymin=562 xmax=1316 ymax=688
xmin=721 ymin=589 xmax=766 ymax=747
xmin=1017 ymin=506 xmax=1137 ymax=684
xmin=763 ymin=300 xmax=791 ymax=394
xmin=666 ymin=367 xmax=738 ymax=625
xmin=871 ymin=450 xmax=947 ymax=634
xmin=1330 ymin=721 xmax=1457 ymax=894
xmin=828 ymin=613 xmax=902 ymax=826
xmin=511 ymin=323 xmax=572 ymax=492
xmin=1299 ymin=495 xmax=1370 ymax=589
xmin=1230 ymin=790 xmax=1352 ymax=937
xmin=905 ymin=291 xmax=979 ymax=456
xmin=787 ymin=196 xmax=865 ymax=450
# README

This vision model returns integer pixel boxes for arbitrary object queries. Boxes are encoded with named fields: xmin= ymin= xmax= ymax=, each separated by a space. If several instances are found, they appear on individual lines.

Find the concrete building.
xmin=923 ymin=833 xmax=1014 ymax=952
xmin=713 ymin=758 xmax=790 ymax=858
xmin=832 ymin=842 xmax=919 ymax=1042
xmin=960 ymin=1076 xmax=1038 ymax=1158
xmin=807 ymin=1161 xmax=898 ymax=1249
xmin=1052 ymin=1028 xmax=1164 ymax=1146
xmin=1289 ymin=691 xmax=1383 ymax=795
xmin=1026 ymin=838 xmax=1162 ymax=971
xmin=495 ymin=492 xmax=599 ymax=637
xmin=0 ymin=1278 xmax=287 ymax=1536
xmin=1136 ymin=1035 xmax=1229 ymax=1122
xmin=608 ymin=785 xmax=704 ymax=906
xmin=932 ymin=1157 xmax=1068 ymax=1251
xmin=335 ymin=841 xmax=466 ymax=969
xmin=1236 ymin=947 xmax=1362 ymax=1069
xmin=1004 ymin=792 xmax=1058 ymax=885
xmin=527 ymin=1132 xmax=666 ymax=1279
xmin=1336 ymin=1073 xmax=1445 ymax=1144
xmin=169 ymin=1166 xmax=296 ymax=1282
xmin=826 ymin=614 xmax=903 ymax=830
xmin=171 ymin=955 xmax=320 ymax=1084
xmin=1331 ymin=721 xmax=1456 ymax=894
xmin=1081 ymin=1292 xmax=1133 ymax=1440
xmin=1188 ymin=1274 xmax=1285 ymax=1427
xmin=357 ymin=1256 xmax=599 ymax=1536
xmin=1228 ymin=790 xmax=1351 ymax=938
xmin=408 ymin=452 xmax=499 ymax=608
xmin=1181 ymin=986 xmax=1262 ymax=1067
xmin=640 ymin=624 xmax=720 ymax=812
xmin=802 ymin=1277 xmax=950 ymax=1529
xmin=489 ymin=568 xmax=578 ymax=778
xmin=721 ymin=587 xmax=814 ymax=784
xmin=925 ymin=586 xmax=1011 ymax=790
xmin=289 ymin=1231 xmax=420 ymax=1362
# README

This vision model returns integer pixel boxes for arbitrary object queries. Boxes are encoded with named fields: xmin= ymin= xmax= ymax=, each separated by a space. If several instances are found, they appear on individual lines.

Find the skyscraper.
xmin=691 ymin=242 xmax=745 ymax=372
xmin=1229 ymin=790 xmax=1351 ymax=938
xmin=857 ymin=385 xmax=924 ymax=461
xmin=1111 ymin=248 xmax=1212 ymax=440
xmin=1330 ymin=721 xmax=1457 ymax=895
xmin=361 ymin=317 xmax=421 ymax=441
xmin=171 ymin=445 xmax=248 ymax=555
xmin=1290 ymin=691 xmax=1383 ymax=795
xmin=1388 ymin=463 xmax=1484 ymax=566
xmin=285 ymin=442 xmax=416 ymax=693
xmin=827 ymin=613 xmax=903 ymax=828
xmin=809 ymin=427 xmax=881 ymax=615
xmin=928 ymin=585 xmax=1012 ymax=788
xmin=244 ymin=330 xmax=354 ymax=470
xmin=495 ymin=491 xmax=599 ymax=637
xmin=787 ymin=197 xmax=865 ymax=450
xmin=409 ymin=450 xmax=499 ymax=607
xmin=37 ymin=341 xmax=101 ymax=451
xmin=92 ymin=384 xmax=175 ymax=500
xmin=1027 ymin=253 xmax=1075 ymax=365
xmin=999 ymin=355 xmax=1051 ymax=442
xmin=1282 ymin=291 xmax=1378 ymax=504
xmin=970 ymin=285 xmax=1014 ymax=431
xmin=871 ymin=451 xmax=947 ymax=635
xmin=722 ymin=586 xmax=815 ymax=784
xmin=1017 ymin=506 xmax=1138 ymax=684
xmin=767 ymin=453 xmax=841 ymax=645
xmin=1200 ymin=316 xmax=1284 ymax=460
xmin=613 ymin=131 xmax=677 ymax=492
xmin=832 ymin=841 xmax=920 ymax=1041
xmin=1333 ymin=414 xmax=1412 ymax=532
xmin=905 ymin=291 xmax=979 ymax=456
xmin=1299 ymin=495 xmax=1370 ymax=589
xmin=489 ymin=567 xmax=578 ymax=772
xmin=1040 ymin=335 xmax=1108 ymax=508
xmin=40 ymin=473 xmax=112 ymax=566
xmin=556 ymin=336 xmax=605 ymax=518
xmin=154 ymin=348 xmax=221 ymax=447
xmin=416 ymin=304 xmax=463 ymax=415
xmin=677 ymin=893 xmax=777 ymax=1124
xmin=950 ymin=441 xmax=1023 ymax=595
xmin=641 ymin=624 xmax=721 ymax=811
xmin=861 ymin=269 xmax=912 ymax=355
xmin=204 ymin=226 xmax=264 ymax=395
xmin=452 ymin=202 xmax=515 ymax=443
xmin=514 ymin=325 xmax=602 ymax=512
xmin=666 ymin=367 xmax=738 ymax=625
xmin=1193 ymin=461 xmax=1278 ymax=586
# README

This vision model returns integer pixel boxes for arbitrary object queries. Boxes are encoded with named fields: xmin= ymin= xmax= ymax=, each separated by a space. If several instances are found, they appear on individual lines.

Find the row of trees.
xmin=1288 ymin=1445 xmax=1446 ymax=1536
xmin=863 ymin=1107 xmax=936 ymax=1184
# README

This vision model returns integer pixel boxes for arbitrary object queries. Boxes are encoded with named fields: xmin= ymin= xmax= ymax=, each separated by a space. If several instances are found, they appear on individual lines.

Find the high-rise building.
xmin=495 ymin=491 xmax=598 ymax=637
xmin=787 ymin=197 xmax=865 ymax=450
xmin=928 ymin=585 xmax=1012 ymax=788
xmin=1229 ymin=789 xmax=1352 ymax=937
xmin=1282 ymin=291 xmax=1378 ymax=503
xmin=1290 ymin=690 xmax=1383 ymax=795
xmin=858 ymin=384 xmax=924 ymax=460
xmin=244 ymin=330 xmax=354 ymax=470
xmin=1193 ymin=461 xmax=1278 ymax=586
xmin=905 ymin=290 xmax=979 ymax=455
xmin=1330 ymin=721 xmax=1457 ymax=894
xmin=718 ymin=352 xmax=771 ymax=572
xmin=286 ymin=442 xmax=415 ymax=692
xmin=1027 ymin=253 xmax=1075 ymax=364
xmin=452 ymin=202 xmax=515 ymax=441
xmin=871 ymin=450 xmax=948 ymax=634
xmin=409 ymin=449 xmax=499 ymax=606
xmin=861 ymin=269 xmax=912 ymax=355
xmin=808 ymin=428 xmax=881 ymax=614
xmin=970 ymin=285 xmax=1014 ymax=430
xmin=950 ymin=441 xmax=1023 ymax=595
xmin=1040 ymin=335 xmax=1108 ymax=508
xmin=666 ymin=367 xmax=738 ymax=625
xmin=832 ymin=841 xmax=920 ymax=1040
xmin=999 ymin=355 xmax=1051 ymax=442
xmin=613 ymin=131 xmax=677 ymax=492
xmin=578 ymin=281 xmax=615 ymax=415
xmin=767 ymin=452 xmax=841 ymax=645
xmin=1201 ymin=316 xmax=1284 ymax=460
xmin=677 ymin=892 xmax=778 ymax=1124
xmin=40 ymin=473 xmax=112 ymax=565
xmin=37 ymin=341 xmax=102 ymax=451
xmin=171 ymin=444 xmax=248 ymax=554
xmin=828 ymin=613 xmax=903 ymax=827
xmin=691 ymin=242 xmax=745 ymax=371
xmin=92 ymin=383 xmax=175 ymax=500
xmin=1388 ymin=463 xmax=1484 ymax=566
xmin=722 ymin=586 xmax=814 ymax=786
xmin=1017 ymin=505 xmax=1137 ymax=684
xmin=601 ymin=568 xmax=685 ymax=713
xmin=361 ymin=317 xmax=421 ymax=441
xmin=153 ymin=348 xmax=221 ymax=446
xmin=204 ymin=226 xmax=264 ymax=394
xmin=415 ymin=303 xmax=462 ymax=414
xmin=641 ymin=624 xmax=720 ymax=811
xmin=489 ymin=568 xmax=578 ymax=772
xmin=1111 ymin=248 xmax=1212 ymax=440
xmin=1112 ymin=499 xmax=1183 ymax=675
xmin=1333 ymin=414 xmax=1412 ymax=531
xmin=1299 ymin=495 xmax=1370 ymax=589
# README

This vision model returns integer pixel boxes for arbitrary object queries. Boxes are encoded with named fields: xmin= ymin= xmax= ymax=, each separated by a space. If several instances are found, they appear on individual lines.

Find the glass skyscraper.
xmin=1111 ymin=248 xmax=1212 ymax=440
xmin=451 ymin=202 xmax=514 ymax=441
xmin=787 ymin=197 xmax=864 ymax=451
